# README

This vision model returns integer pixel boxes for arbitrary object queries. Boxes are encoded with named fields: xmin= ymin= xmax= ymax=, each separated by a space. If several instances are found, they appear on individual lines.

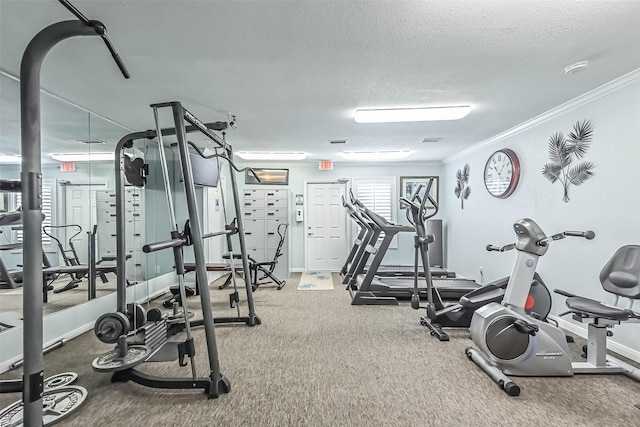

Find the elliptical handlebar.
xmin=402 ymin=179 xmax=439 ymax=226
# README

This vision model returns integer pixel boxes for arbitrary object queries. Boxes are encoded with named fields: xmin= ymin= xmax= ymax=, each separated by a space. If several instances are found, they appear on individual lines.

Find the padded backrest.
xmin=599 ymin=245 xmax=640 ymax=299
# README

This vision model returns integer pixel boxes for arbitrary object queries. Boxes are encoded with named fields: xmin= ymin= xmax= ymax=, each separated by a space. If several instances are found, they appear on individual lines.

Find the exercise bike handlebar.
xmin=486 ymin=243 xmax=516 ymax=252
xmin=537 ymin=230 xmax=595 ymax=247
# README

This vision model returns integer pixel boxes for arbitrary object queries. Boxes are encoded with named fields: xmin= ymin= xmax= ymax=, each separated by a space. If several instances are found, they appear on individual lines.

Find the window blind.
xmin=353 ymin=177 xmax=397 ymax=249
xmin=15 ymin=181 xmax=53 ymax=245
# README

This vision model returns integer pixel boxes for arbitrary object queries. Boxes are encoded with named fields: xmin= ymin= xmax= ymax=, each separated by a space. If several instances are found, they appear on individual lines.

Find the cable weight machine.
xmin=91 ymin=102 xmax=261 ymax=398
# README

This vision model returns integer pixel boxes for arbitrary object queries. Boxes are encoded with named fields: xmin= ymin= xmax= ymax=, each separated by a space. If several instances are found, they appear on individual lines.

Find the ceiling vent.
xmin=421 ymin=137 xmax=443 ymax=143
xmin=330 ymin=139 xmax=348 ymax=144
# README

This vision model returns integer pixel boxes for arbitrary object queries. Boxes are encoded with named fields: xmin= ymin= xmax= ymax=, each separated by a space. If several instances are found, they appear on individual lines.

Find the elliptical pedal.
xmin=420 ymin=317 xmax=450 ymax=341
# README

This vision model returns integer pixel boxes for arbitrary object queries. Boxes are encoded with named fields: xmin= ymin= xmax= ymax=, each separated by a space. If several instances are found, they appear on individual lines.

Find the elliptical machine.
xmin=465 ymin=219 xmax=640 ymax=396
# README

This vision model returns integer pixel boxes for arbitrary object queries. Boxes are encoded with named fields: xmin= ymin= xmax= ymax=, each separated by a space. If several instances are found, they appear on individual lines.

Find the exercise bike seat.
xmin=565 ymin=296 xmax=632 ymax=321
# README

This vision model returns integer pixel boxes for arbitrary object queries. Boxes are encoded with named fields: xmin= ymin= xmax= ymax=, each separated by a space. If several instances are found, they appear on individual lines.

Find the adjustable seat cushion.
xmin=599 ymin=245 xmax=640 ymax=299
xmin=566 ymin=296 xmax=631 ymax=321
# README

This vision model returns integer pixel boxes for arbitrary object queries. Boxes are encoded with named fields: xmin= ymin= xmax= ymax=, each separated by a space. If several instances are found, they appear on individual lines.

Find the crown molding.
xmin=444 ymin=68 xmax=640 ymax=164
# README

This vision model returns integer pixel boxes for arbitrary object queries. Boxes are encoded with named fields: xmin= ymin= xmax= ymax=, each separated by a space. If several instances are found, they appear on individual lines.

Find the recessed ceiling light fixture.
xmin=564 ymin=61 xmax=589 ymax=75
xmin=354 ymin=106 xmax=471 ymax=123
xmin=0 ymin=154 xmax=21 ymax=163
xmin=330 ymin=139 xmax=348 ymax=144
xmin=421 ymin=137 xmax=443 ymax=143
xmin=236 ymin=151 xmax=307 ymax=161
xmin=51 ymin=153 xmax=113 ymax=162
xmin=341 ymin=150 xmax=412 ymax=161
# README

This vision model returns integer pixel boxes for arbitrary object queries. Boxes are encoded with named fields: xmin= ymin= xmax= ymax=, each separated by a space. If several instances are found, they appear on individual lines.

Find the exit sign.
xmin=319 ymin=160 xmax=333 ymax=171
xmin=61 ymin=162 xmax=76 ymax=172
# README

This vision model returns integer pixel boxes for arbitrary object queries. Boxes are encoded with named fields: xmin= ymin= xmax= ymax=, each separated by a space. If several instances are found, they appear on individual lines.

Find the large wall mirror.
xmin=0 ymin=73 xmax=172 ymax=334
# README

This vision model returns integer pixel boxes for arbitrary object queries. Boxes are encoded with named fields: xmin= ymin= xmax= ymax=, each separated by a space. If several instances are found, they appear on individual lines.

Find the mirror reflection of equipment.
xmin=0 ymin=0 xmax=129 ymax=424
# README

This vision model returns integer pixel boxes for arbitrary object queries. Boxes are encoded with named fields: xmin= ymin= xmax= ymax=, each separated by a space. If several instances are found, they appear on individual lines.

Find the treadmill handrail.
xmin=359 ymin=205 xmax=413 ymax=233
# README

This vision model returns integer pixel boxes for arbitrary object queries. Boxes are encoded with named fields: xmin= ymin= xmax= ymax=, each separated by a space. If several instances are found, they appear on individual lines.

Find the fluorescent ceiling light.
xmin=341 ymin=150 xmax=412 ymax=161
xmin=51 ymin=153 xmax=114 ymax=162
xmin=236 ymin=152 xmax=306 ymax=161
xmin=354 ymin=106 xmax=472 ymax=123
xmin=0 ymin=154 xmax=21 ymax=163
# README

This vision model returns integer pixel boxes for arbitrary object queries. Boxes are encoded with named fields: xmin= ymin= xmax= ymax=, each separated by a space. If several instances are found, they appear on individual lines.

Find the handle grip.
xmin=142 ymin=238 xmax=184 ymax=253
xmin=564 ymin=230 xmax=595 ymax=240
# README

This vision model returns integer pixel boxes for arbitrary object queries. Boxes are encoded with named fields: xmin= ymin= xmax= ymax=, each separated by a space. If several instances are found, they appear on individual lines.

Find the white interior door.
xmin=64 ymin=184 xmax=97 ymax=264
xmin=205 ymin=177 xmax=226 ymax=263
xmin=305 ymin=182 xmax=347 ymax=271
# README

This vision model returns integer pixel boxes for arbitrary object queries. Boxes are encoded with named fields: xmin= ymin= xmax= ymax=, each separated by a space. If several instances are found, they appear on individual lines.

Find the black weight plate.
xmin=0 ymin=385 xmax=88 ymax=426
xmin=92 ymin=345 xmax=150 ymax=372
xmin=94 ymin=312 xmax=130 ymax=344
xmin=44 ymin=372 xmax=77 ymax=390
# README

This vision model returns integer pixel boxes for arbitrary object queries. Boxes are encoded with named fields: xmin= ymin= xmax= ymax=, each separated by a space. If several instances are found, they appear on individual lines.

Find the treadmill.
xmin=341 ymin=192 xmax=454 ymax=287
xmin=345 ymin=190 xmax=479 ymax=306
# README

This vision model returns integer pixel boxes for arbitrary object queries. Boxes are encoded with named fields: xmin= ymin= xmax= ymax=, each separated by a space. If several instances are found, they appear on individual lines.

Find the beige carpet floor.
xmin=1 ymin=273 xmax=639 ymax=426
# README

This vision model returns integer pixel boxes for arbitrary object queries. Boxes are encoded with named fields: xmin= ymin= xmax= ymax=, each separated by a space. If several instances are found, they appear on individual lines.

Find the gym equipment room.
xmin=1 ymin=1 xmax=639 ymax=426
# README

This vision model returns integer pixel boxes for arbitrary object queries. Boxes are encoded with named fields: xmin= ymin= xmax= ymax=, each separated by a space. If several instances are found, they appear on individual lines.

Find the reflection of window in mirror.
xmin=0 ymin=193 xmax=8 ymax=213
xmin=13 ymin=180 xmax=55 ymax=247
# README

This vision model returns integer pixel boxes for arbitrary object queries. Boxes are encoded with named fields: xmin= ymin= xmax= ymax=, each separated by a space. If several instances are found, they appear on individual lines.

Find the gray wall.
xmin=442 ymin=75 xmax=640 ymax=356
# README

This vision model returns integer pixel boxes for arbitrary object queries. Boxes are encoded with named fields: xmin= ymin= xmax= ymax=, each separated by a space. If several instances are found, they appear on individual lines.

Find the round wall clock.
xmin=483 ymin=148 xmax=521 ymax=198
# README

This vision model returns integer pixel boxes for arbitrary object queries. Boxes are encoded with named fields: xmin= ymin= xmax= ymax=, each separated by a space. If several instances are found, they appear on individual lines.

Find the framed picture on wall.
xmin=400 ymin=176 xmax=439 ymax=209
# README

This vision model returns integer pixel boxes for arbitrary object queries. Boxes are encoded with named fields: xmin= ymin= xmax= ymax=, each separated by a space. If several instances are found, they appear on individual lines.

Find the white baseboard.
xmin=291 ymin=268 xmax=305 ymax=273
xmin=550 ymin=314 xmax=640 ymax=364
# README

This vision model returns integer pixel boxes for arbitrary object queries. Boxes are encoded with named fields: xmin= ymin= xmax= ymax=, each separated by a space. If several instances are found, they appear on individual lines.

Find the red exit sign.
xmin=319 ymin=160 xmax=333 ymax=171
xmin=61 ymin=162 xmax=76 ymax=172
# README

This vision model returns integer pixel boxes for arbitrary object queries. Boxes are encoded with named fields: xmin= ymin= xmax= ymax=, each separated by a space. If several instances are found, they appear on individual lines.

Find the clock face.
xmin=484 ymin=149 xmax=520 ymax=198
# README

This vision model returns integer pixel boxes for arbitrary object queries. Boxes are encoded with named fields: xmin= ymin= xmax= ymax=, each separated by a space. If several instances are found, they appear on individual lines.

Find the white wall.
xmin=443 ymin=73 xmax=640 ymax=355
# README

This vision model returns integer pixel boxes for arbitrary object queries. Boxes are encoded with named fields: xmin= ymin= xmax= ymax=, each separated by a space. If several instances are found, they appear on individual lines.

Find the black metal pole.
xmin=20 ymin=20 xmax=103 ymax=426
xmin=168 ymin=102 xmax=230 ymax=396
xmin=224 ymin=145 xmax=258 ymax=325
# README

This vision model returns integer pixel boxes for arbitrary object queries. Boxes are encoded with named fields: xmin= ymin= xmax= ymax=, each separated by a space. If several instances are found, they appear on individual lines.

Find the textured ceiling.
xmin=1 ymin=0 xmax=640 ymax=163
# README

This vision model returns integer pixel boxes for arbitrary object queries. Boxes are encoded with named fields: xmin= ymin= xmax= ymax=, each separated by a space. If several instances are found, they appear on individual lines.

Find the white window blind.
xmin=353 ymin=177 xmax=397 ymax=249
xmin=15 ymin=180 xmax=54 ymax=245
